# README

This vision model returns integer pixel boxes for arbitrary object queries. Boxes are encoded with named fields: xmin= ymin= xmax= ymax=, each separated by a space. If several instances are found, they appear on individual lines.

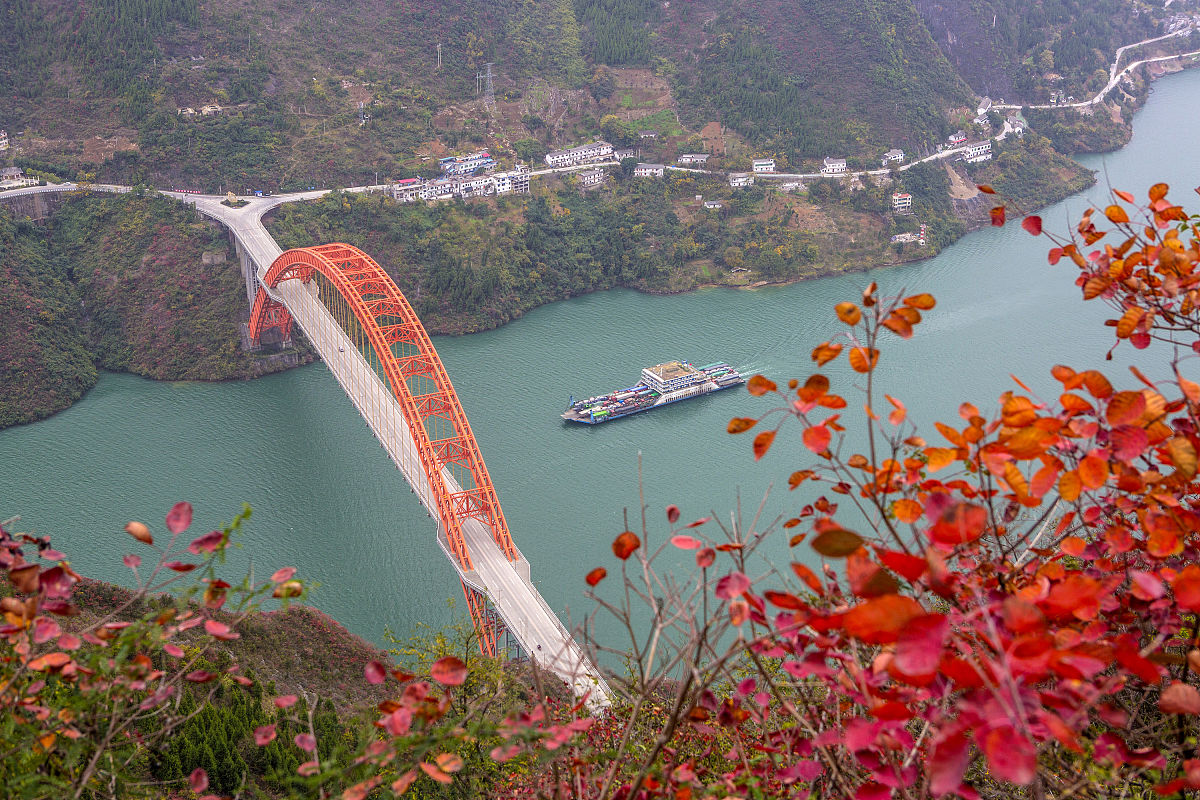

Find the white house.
xmin=948 ymin=130 xmax=968 ymax=145
xmin=613 ymin=147 xmax=638 ymax=161
xmin=544 ymin=141 xmax=614 ymax=168
xmin=891 ymin=192 xmax=913 ymax=213
xmin=963 ymin=140 xmax=992 ymax=163
xmin=881 ymin=148 xmax=904 ymax=166
xmin=633 ymin=163 xmax=665 ymax=177
xmin=200 ymin=104 xmax=223 ymax=116
xmin=457 ymin=174 xmax=494 ymax=198
xmin=821 ymin=157 xmax=847 ymax=175
xmin=703 ymin=200 xmax=723 ymax=210
xmin=177 ymin=107 xmax=197 ymax=117
xmin=391 ymin=178 xmax=422 ymax=203
xmin=638 ymin=130 xmax=658 ymax=140
xmin=493 ymin=170 xmax=530 ymax=195
xmin=0 ymin=130 xmax=8 ymax=151
xmin=0 ymin=166 xmax=37 ymax=188
xmin=1006 ymin=115 xmax=1026 ymax=135
xmin=578 ymin=168 xmax=606 ymax=187
xmin=752 ymin=158 xmax=776 ymax=173
xmin=977 ymin=96 xmax=993 ymax=116
xmin=678 ymin=153 xmax=710 ymax=165
xmin=728 ymin=172 xmax=754 ymax=188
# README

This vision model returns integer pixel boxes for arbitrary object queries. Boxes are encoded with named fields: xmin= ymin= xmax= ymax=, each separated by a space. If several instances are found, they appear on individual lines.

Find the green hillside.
xmin=0 ymin=0 xmax=1174 ymax=189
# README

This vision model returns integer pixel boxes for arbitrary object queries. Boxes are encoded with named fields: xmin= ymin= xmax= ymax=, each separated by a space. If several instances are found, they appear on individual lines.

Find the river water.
xmin=4 ymin=68 xmax=1200 ymax=650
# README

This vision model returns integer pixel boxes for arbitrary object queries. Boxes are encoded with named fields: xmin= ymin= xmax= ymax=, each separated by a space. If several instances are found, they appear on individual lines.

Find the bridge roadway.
xmin=161 ymin=189 xmax=613 ymax=708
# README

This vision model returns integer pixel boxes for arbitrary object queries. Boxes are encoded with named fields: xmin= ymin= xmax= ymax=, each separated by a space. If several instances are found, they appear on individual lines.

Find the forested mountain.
xmin=0 ymin=0 xmax=1182 ymax=189
xmin=664 ymin=0 xmax=972 ymax=162
xmin=914 ymin=0 xmax=1161 ymax=101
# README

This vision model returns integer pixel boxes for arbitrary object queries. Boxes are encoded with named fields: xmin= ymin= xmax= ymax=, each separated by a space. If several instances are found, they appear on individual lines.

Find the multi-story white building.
xmin=544 ymin=141 xmax=614 ymax=168
xmin=881 ymin=148 xmax=904 ymax=166
xmin=891 ymin=192 xmax=913 ymax=213
xmin=821 ymin=157 xmax=847 ymax=175
xmin=963 ymin=140 xmax=992 ymax=163
xmin=678 ymin=154 xmax=709 ymax=165
xmin=578 ymin=168 xmax=606 ymax=187
xmin=457 ymin=174 xmax=494 ymax=198
xmin=0 ymin=129 xmax=8 ymax=151
xmin=728 ymin=172 xmax=754 ymax=188
xmin=392 ymin=178 xmax=422 ymax=203
xmin=752 ymin=158 xmax=776 ymax=173
xmin=633 ymin=162 xmax=665 ymax=177
xmin=439 ymin=151 xmax=496 ymax=176
xmin=493 ymin=170 xmax=530 ymax=195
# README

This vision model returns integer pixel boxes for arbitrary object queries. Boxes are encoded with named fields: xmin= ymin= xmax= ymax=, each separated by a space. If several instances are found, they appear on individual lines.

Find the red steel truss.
xmin=247 ymin=244 xmax=519 ymax=657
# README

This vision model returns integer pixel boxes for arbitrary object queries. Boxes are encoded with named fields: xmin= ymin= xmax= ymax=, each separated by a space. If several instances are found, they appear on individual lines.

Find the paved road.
xmin=156 ymin=187 xmax=613 ymax=708
xmin=995 ymin=28 xmax=1200 ymax=112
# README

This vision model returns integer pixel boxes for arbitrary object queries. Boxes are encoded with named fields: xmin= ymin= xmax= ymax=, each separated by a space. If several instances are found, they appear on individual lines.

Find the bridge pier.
xmin=230 ymin=233 xmax=260 ymax=308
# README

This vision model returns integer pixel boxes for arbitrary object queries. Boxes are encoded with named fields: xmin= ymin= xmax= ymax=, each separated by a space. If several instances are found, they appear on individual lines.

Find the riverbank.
xmin=0 ymin=192 xmax=313 ymax=430
xmin=264 ymin=131 xmax=1091 ymax=333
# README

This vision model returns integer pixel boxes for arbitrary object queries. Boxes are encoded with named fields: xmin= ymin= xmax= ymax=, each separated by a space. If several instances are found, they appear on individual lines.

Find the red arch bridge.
xmin=246 ymin=243 xmax=609 ymax=706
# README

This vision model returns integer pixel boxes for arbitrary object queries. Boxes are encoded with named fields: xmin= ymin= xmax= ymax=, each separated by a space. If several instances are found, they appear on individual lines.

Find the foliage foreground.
xmin=7 ymin=185 xmax=1200 ymax=798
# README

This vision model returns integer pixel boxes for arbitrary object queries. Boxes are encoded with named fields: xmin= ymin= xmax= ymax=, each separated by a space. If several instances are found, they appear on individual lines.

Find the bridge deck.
xmin=179 ymin=194 xmax=610 ymax=706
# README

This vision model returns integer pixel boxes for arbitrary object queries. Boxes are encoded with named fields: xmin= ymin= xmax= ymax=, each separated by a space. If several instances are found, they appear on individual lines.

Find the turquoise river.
xmin=4 ymin=69 xmax=1200 ymax=651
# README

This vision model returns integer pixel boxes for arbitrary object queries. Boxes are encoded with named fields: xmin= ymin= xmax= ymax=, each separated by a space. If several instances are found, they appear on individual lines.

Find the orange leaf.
xmin=891 ymin=499 xmax=922 ymax=523
xmin=585 ymin=567 xmax=607 ymax=587
xmin=419 ymin=762 xmax=452 ymax=784
xmin=928 ymin=502 xmax=988 ymax=546
xmin=1168 ymin=437 xmax=1199 ymax=479
xmin=1104 ymin=204 xmax=1130 ymax=224
xmin=903 ymin=293 xmax=936 ymax=310
xmin=612 ymin=531 xmax=641 ymax=560
xmin=885 ymin=395 xmax=906 ymax=426
xmin=1077 ymin=453 xmax=1109 ymax=490
xmin=990 ymin=206 xmax=1006 ymax=227
xmin=1113 ymin=189 xmax=1134 ymax=203
xmin=753 ymin=430 xmax=776 ymax=460
xmin=1080 ymin=371 xmax=1113 ymax=399
xmin=848 ymin=347 xmax=880 ymax=373
xmin=1106 ymin=391 xmax=1146 ymax=426
xmin=802 ymin=425 xmax=831 ymax=454
xmin=727 ymin=417 xmax=757 ymax=434
xmin=842 ymin=595 xmax=924 ymax=644
xmin=811 ymin=341 xmax=843 ymax=366
xmin=747 ymin=374 xmax=776 ymax=396
xmin=924 ymin=447 xmax=957 ymax=472
xmin=1149 ymin=183 xmax=1168 ymax=202
xmin=1021 ymin=216 xmax=1042 ymax=236
xmin=882 ymin=313 xmax=914 ymax=339
xmin=790 ymin=562 xmax=824 ymax=595
xmin=835 ymin=302 xmax=862 ymax=325
xmin=977 ymin=184 xmax=995 ymax=194
xmin=1058 ymin=470 xmax=1082 ymax=502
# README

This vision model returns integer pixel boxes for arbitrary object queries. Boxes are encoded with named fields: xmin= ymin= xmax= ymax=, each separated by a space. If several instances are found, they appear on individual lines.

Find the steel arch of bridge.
xmin=247 ymin=243 xmax=519 ymax=656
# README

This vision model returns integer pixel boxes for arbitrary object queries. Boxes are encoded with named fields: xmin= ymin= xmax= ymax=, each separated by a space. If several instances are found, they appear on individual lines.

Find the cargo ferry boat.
xmin=562 ymin=361 xmax=745 ymax=424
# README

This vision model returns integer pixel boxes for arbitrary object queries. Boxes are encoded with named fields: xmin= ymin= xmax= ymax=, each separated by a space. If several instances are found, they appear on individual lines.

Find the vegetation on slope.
xmin=0 ymin=213 xmax=97 ymax=429
xmin=914 ymin=0 xmax=1158 ymax=101
xmin=0 ymin=192 xmax=308 ymax=430
xmin=667 ymin=0 xmax=973 ymax=163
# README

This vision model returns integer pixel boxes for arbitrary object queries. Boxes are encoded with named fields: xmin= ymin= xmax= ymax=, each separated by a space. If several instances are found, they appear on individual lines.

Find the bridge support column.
xmin=230 ymin=233 xmax=259 ymax=309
